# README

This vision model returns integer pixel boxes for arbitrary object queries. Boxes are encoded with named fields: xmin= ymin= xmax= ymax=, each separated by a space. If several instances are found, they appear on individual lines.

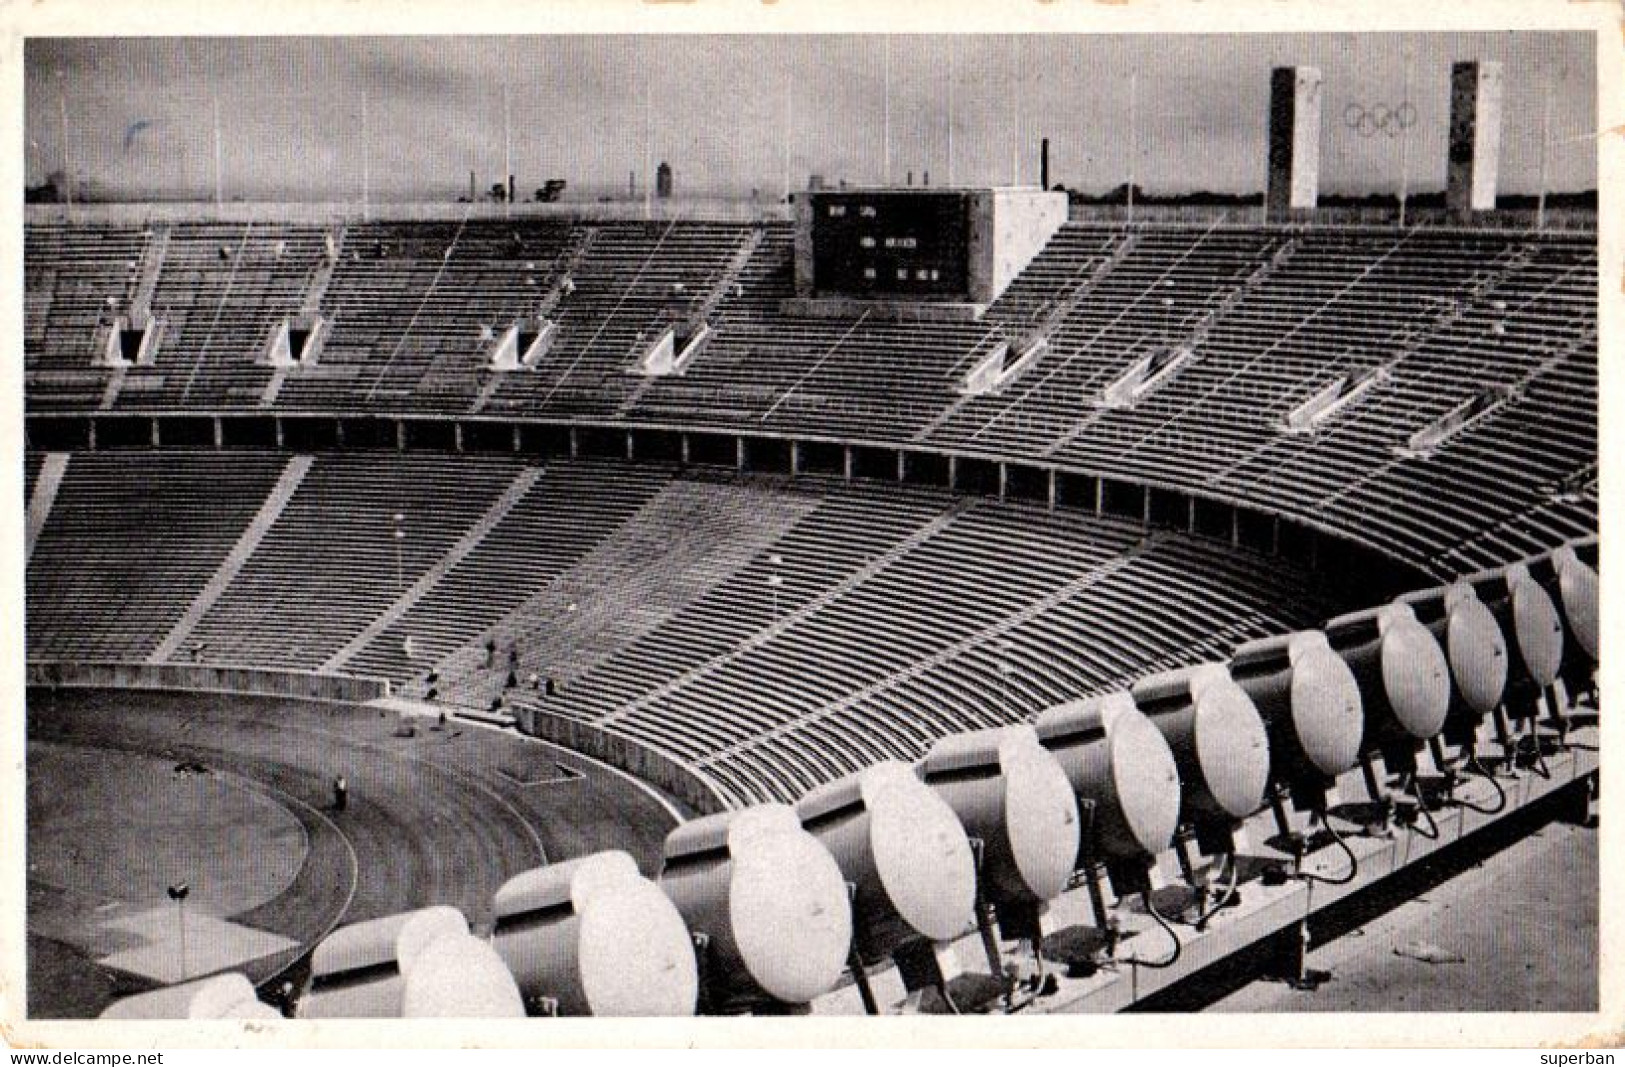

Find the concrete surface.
xmin=1210 ymin=806 xmax=1597 ymax=1012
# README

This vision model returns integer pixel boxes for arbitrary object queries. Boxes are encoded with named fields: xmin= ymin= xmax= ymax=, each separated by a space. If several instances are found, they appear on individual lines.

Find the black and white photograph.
xmin=3 ymin=0 xmax=1617 ymax=1048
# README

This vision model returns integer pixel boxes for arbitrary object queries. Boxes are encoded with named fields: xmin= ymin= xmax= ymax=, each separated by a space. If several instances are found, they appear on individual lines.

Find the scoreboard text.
xmin=808 ymin=192 xmax=973 ymax=300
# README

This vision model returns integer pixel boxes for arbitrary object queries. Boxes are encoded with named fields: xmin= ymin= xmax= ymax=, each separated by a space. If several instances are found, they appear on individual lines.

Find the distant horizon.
xmin=23 ymin=184 xmax=1602 ymax=209
xmin=26 ymin=33 xmax=1597 ymax=205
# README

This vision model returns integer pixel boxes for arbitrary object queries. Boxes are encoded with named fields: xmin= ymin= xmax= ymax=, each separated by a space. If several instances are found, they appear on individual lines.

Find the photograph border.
xmin=1 ymin=0 xmax=1619 ymax=1049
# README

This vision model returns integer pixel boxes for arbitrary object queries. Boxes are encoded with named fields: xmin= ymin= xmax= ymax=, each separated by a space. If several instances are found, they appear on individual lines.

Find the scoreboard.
xmin=808 ymin=192 xmax=972 ymax=299
xmin=790 ymin=187 xmax=1066 ymax=317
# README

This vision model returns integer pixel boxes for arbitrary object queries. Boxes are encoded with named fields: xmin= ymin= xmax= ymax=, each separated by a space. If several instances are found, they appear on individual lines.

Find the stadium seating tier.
xmin=24 ymin=217 xmax=1596 ymax=578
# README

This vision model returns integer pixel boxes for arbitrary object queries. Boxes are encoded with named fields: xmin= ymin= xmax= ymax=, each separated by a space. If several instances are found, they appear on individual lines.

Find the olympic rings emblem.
xmin=1343 ymin=101 xmax=1418 ymax=138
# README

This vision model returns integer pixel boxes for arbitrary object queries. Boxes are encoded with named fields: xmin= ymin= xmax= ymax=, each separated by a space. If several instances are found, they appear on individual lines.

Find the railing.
xmin=1066 ymin=202 xmax=1597 ymax=232
xmin=26 ymin=199 xmax=794 ymax=226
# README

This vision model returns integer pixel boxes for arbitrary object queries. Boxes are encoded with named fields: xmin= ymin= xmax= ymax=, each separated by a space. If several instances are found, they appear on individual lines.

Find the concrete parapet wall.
xmin=513 ymin=703 xmax=726 ymax=814
xmin=26 ymin=660 xmax=390 ymax=704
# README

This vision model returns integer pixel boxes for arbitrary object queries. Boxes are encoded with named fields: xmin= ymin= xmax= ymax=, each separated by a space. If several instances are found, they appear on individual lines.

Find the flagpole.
xmin=57 ymin=86 xmax=72 ymax=214
xmin=1398 ymin=47 xmax=1412 ymax=228
xmin=643 ymin=75 xmax=653 ymax=219
xmin=1011 ymin=37 xmax=1022 ymax=186
xmin=882 ymin=35 xmax=892 ymax=185
xmin=1537 ymin=80 xmax=1554 ymax=231
xmin=361 ymin=90 xmax=371 ymax=221
xmin=503 ymin=82 xmax=512 ymax=218
xmin=946 ymin=38 xmax=956 ymax=187
xmin=212 ymin=96 xmax=224 ymax=212
xmin=1127 ymin=72 xmax=1138 ymax=222
xmin=783 ymin=61 xmax=793 ymax=202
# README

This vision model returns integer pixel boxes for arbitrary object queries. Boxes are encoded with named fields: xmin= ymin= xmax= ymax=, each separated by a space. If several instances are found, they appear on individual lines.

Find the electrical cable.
xmin=1518 ymin=721 xmax=1552 ymax=779
xmin=1402 ymin=772 xmax=1440 ymax=840
xmin=1127 ymin=889 xmax=1183 ymax=970
xmin=1452 ymin=751 xmax=1508 ymax=815
xmin=1297 ymin=810 xmax=1359 ymax=885
xmin=1167 ymin=851 xmax=1241 ymax=931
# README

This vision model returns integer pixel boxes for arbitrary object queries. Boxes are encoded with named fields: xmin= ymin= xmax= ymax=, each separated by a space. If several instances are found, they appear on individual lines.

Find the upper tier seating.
xmin=626 ymin=224 xmax=1000 ymax=439
xmin=113 ymin=222 xmax=332 ymax=410
xmin=481 ymin=221 xmax=753 ymax=418
xmin=24 ymin=219 xmax=1597 ymax=575
xmin=24 ymin=224 xmax=151 ymax=409
xmin=24 ymin=450 xmax=45 ymax=501
xmin=276 ymin=220 xmax=576 ymax=411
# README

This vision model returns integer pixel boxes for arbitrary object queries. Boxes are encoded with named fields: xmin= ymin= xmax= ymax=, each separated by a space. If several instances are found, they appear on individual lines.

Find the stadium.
xmin=19 ymin=32 xmax=1601 ymax=1021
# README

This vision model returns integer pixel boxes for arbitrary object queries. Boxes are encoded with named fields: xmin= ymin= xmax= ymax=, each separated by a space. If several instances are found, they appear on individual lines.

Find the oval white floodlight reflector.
xmin=1189 ymin=668 xmax=1272 ymax=820
xmin=394 ymin=905 xmax=469 ymax=978
xmin=726 ymin=805 xmax=852 ymax=1004
xmin=492 ymin=850 xmax=686 ymax=1017
xmin=1508 ymin=566 xmax=1565 ymax=687
xmin=576 ymin=876 xmax=698 ymax=1016
xmin=1288 ymin=633 xmax=1365 ymax=777
xmin=235 ymin=998 xmax=285 ymax=1020
xmin=999 ymin=731 xmax=1081 ymax=904
xmin=493 ymin=851 xmax=636 ymax=922
xmin=1106 ymin=707 xmax=1182 ymax=856
xmin=861 ymin=761 xmax=978 ymax=943
xmin=186 ymin=972 xmax=263 ymax=1019
xmin=567 ymin=850 xmax=644 ymax=911
xmin=310 ymin=913 xmax=409 ymax=979
xmin=1443 ymin=583 xmax=1508 ymax=715
xmin=1033 ymin=697 xmax=1111 ymax=787
xmin=1095 ymin=693 xmax=1136 ymax=731
xmin=727 ymin=802 xmax=803 ymax=846
xmin=190 ymin=975 xmax=283 ymax=1021
xmin=401 ymin=933 xmax=525 ymax=1018
xmin=1376 ymin=605 xmax=1450 ymax=740
xmin=795 ymin=761 xmax=967 ymax=961
xmin=490 ymin=860 xmax=583 ymax=1014
xmin=1035 ymin=694 xmax=1171 ymax=862
xmin=101 ymin=973 xmax=267 ymax=1020
xmin=303 ymin=907 xmax=444 ymax=1018
xmin=1552 ymin=547 xmax=1600 ymax=662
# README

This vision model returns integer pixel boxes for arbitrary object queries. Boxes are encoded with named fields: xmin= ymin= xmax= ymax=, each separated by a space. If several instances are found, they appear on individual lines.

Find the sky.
xmin=23 ymin=33 xmax=1597 ymax=203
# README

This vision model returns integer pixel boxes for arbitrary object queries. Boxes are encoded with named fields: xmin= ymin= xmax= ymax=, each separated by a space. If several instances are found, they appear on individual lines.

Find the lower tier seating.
xmin=25 ymin=449 xmax=1340 ymax=806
